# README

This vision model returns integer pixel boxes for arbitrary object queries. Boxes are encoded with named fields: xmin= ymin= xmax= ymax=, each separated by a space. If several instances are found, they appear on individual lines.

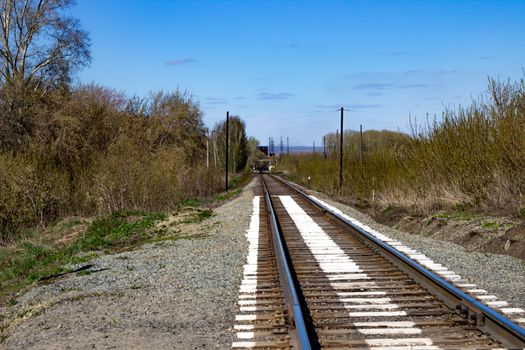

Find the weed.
xmin=7 ymin=298 xmax=17 ymax=306
xmin=214 ymin=188 xmax=241 ymax=202
xmin=69 ymin=252 xmax=99 ymax=265
xmin=70 ymin=210 xmax=166 ymax=252
xmin=482 ymin=221 xmax=500 ymax=230
xmin=17 ymin=308 xmax=31 ymax=318
xmin=453 ymin=211 xmax=474 ymax=221
xmin=196 ymin=209 xmax=214 ymax=222
xmin=452 ymin=203 xmax=466 ymax=213
xmin=434 ymin=213 xmax=450 ymax=219
xmin=178 ymin=208 xmax=214 ymax=224
xmin=178 ymin=198 xmax=202 ymax=208
xmin=60 ymin=219 xmax=82 ymax=230
xmin=383 ymin=206 xmax=393 ymax=214
xmin=0 ymin=322 xmax=8 ymax=334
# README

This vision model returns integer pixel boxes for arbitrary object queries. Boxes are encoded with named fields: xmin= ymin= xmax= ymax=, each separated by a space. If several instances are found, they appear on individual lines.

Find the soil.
xmin=370 ymin=206 xmax=525 ymax=261
xmin=485 ymin=222 xmax=525 ymax=258
xmin=301 ymin=188 xmax=525 ymax=261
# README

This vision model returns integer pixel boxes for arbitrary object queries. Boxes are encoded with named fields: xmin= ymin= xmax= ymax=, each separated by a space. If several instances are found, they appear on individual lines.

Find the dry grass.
xmin=280 ymin=77 xmax=525 ymax=216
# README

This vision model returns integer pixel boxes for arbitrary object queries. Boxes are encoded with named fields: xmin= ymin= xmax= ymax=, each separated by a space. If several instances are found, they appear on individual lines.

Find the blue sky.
xmin=72 ymin=0 xmax=525 ymax=146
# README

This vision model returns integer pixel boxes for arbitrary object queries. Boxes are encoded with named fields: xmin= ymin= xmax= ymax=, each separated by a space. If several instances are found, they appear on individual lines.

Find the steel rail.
xmin=270 ymin=174 xmax=525 ymax=349
xmin=261 ymin=175 xmax=312 ymax=349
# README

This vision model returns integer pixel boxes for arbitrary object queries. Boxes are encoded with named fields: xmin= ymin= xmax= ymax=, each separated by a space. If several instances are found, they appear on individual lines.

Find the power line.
xmin=255 ymin=110 xmax=335 ymax=122
xmin=346 ymin=109 xmax=409 ymax=118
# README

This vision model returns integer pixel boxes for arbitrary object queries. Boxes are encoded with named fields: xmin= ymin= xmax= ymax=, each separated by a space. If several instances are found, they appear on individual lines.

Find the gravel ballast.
xmin=1 ymin=180 xmax=256 ymax=350
xmin=3 ymin=176 xmax=524 ymax=349
xmin=298 ymin=183 xmax=525 ymax=313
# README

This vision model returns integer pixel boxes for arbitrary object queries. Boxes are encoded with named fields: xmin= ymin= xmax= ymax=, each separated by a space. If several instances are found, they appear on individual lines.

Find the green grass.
xmin=482 ymin=221 xmax=500 ymax=230
xmin=0 ymin=210 xmax=165 ymax=305
xmin=69 ymin=210 xmax=165 ymax=252
xmin=190 ymin=208 xmax=214 ymax=223
xmin=58 ymin=219 xmax=82 ymax=230
xmin=433 ymin=213 xmax=450 ymax=219
xmin=0 ymin=168 xmax=248 ymax=306
xmin=453 ymin=212 xmax=474 ymax=221
xmin=427 ymin=209 xmax=474 ymax=224
xmin=178 ymin=198 xmax=203 ymax=208
xmin=176 ymin=207 xmax=215 ymax=224
xmin=214 ymin=188 xmax=241 ymax=202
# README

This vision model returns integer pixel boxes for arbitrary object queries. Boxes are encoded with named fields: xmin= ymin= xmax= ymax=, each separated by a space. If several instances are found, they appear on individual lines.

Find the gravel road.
xmin=1 ymin=180 xmax=256 ymax=350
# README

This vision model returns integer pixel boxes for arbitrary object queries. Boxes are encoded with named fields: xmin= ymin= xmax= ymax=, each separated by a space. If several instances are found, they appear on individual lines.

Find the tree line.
xmin=0 ymin=0 xmax=255 ymax=242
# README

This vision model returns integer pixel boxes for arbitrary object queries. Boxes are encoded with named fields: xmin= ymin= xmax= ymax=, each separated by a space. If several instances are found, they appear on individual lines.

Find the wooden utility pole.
xmin=339 ymin=107 xmax=344 ymax=192
xmin=225 ymin=111 xmax=229 ymax=191
xmin=323 ymin=136 xmax=326 ymax=158
xmin=336 ymin=130 xmax=339 ymax=158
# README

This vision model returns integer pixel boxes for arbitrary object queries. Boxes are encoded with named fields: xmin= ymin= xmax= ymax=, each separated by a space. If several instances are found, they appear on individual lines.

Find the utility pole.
xmin=336 ymin=130 xmax=339 ymax=157
xmin=286 ymin=137 xmax=289 ymax=155
xmin=339 ymin=107 xmax=344 ymax=193
xmin=359 ymin=124 xmax=364 ymax=165
xmin=323 ymin=136 xmax=326 ymax=158
xmin=225 ymin=111 xmax=229 ymax=191
xmin=280 ymin=137 xmax=283 ymax=156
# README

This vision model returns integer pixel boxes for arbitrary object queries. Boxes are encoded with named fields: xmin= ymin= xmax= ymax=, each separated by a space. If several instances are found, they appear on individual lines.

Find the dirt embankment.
xmin=284 ymin=175 xmax=525 ymax=261
xmin=368 ymin=205 xmax=525 ymax=261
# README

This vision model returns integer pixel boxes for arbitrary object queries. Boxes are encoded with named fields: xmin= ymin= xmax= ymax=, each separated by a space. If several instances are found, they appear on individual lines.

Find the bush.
xmin=0 ymin=154 xmax=68 ymax=243
xmin=0 ymin=85 xmax=227 ymax=243
xmin=87 ymin=139 xmax=189 ymax=214
xmin=280 ymin=76 xmax=525 ymax=215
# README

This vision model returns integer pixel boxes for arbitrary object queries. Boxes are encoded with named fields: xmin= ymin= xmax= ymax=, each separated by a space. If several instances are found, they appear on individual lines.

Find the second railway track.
xmin=232 ymin=175 xmax=525 ymax=349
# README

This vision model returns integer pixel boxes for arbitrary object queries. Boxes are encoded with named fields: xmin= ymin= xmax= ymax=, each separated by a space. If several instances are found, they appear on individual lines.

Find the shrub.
xmin=280 ymin=76 xmax=525 ymax=215
xmin=0 ymin=154 xmax=68 ymax=243
xmin=0 ymin=85 xmax=231 ymax=243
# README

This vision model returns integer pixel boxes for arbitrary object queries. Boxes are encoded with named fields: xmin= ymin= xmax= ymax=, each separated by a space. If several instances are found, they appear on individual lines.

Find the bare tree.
xmin=0 ymin=0 xmax=91 ymax=93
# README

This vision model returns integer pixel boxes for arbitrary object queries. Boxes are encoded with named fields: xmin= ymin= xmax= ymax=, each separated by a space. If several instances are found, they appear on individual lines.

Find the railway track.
xmin=232 ymin=175 xmax=525 ymax=349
